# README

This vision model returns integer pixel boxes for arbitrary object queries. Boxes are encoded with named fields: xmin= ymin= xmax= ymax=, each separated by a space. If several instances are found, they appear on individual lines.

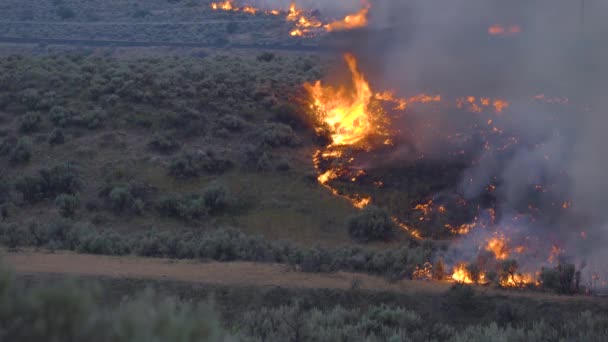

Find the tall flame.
xmin=305 ymin=53 xmax=385 ymax=146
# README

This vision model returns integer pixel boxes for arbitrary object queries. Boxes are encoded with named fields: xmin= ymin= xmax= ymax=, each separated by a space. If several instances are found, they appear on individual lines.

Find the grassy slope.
xmin=0 ymin=50 xmax=379 ymax=248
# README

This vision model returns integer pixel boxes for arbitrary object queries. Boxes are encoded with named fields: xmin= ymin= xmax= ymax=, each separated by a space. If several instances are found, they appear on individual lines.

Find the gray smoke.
xmin=344 ymin=0 xmax=608 ymax=275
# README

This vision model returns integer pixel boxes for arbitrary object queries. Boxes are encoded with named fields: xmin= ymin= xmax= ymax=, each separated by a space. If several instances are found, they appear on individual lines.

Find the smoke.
xmin=343 ymin=0 xmax=608 ymax=274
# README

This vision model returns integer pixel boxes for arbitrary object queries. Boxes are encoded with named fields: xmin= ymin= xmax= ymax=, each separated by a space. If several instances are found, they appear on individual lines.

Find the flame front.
xmin=211 ymin=1 xmax=369 ymax=37
xmin=305 ymin=53 xmax=385 ymax=147
xmin=451 ymin=263 xmax=486 ymax=284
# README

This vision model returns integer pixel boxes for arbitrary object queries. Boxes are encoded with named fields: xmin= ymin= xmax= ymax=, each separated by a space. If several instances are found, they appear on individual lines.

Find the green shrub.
xmin=202 ymin=182 xmax=229 ymax=215
xmin=158 ymin=183 xmax=229 ymax=220
xmin=257 ymin=52 xmax=275 ymax=62
xmin=540 ymin=263 xmax=577 ymax=294
xmin=57 ymin=6 xmax=76 ymax=20
xmin=347 ymin=206 xmax=395 ymax=242
xmin=257 ymin=123 xmax=301 ymax=148
xmin=98 ymin=183 xmax=151 ymax=215
xmin=9 ymin=137 xmax=32 ymax=163
xmin=148 ymin=133 xmax=180 ymax=154
xmin=48 ymin=128 xmax=66 ymax=145
xmin=55 ymin=194 xmax=80 ymax=217
xmin=168 ymin=150 xmax=233 ymax=178
xmin=0 ymin=265 xmax=231 ymax=342
xmin=19 ymin=112 xmax=42 ymax=133
xmin=15 ymin=163 xmax=81 ymax=202
xmin=49 ymin=106 xmax=73 ymax=127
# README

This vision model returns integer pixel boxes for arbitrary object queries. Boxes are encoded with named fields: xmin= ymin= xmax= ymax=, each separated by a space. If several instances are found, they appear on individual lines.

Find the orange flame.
xmin=305 ymin=53 xmax=387 ymax=146
xmin=486 ymin=235 xmax=510 ymax=260
xmin=451 ymin=263 xmax=486 ymax=284
xmin=488 ymin=25 xmax=522 ymax=36
xmin=324 ymin=2 xmax=370 ymax=32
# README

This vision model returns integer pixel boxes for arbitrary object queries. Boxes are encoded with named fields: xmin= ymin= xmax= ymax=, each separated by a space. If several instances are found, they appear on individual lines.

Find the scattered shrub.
xmin=257 ymin=52 xmax=275 ymax=62
xmin=15 ymin=163 xmax=81 ymax=202
xmin=540 ymin=263 xmax=578 ymax=294
xmin=48 ymin=128 xmax=66 ymax=145
xmin=98 ymin=182 xmax=152 ymax=215
xmin=158 ymin=182 xmax=230 ymax=220
xmin=49 ymin=106 xmax=73 ymax=127
xmin=9 ymin=137 xmax=32 ymax=163
xmin=148 ymin=133 xmax=180 ymax=154
xmin=19 ymin=112 xmax=42 ymax=133
xmin=168 ymin=150 xmax=233 ymax=178
xmin=257 ymin=123 xmax=300 ymax=148
xmin=57 ymin=6 xmax=76 ymax=20
xmin=347 ymin=206 xmax=395 ymax=242
xmin=0 ymin=264 xmax=230 ymax=342
xmin=55 ymin=194 xmax=80 ymax=217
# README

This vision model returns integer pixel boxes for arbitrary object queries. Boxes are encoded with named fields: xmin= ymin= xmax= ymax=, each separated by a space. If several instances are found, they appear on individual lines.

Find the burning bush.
xmin=347 ymin=206 xmax=396 ymax=242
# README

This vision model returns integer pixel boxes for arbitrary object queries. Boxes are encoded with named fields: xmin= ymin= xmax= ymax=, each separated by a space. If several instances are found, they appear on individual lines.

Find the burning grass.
xmin=210 ymin=1 xmax=370 ymax=37
xmin=301 ymin=52 xmax=582 ymax=291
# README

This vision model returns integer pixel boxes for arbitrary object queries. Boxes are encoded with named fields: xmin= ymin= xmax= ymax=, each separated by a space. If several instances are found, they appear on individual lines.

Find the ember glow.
xmin=488 ymin=24 xmax=522 ymax=36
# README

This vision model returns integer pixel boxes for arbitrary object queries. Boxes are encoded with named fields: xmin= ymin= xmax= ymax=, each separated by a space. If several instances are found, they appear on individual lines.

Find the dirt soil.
xmin=2 ymin=249 xmax=605 ymax=303
xmin=2 ymin=249 xmax=441 ymax=293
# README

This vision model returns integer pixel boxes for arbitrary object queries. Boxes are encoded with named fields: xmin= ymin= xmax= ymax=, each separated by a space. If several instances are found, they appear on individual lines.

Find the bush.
xmin=168 ymin=150 xmax=233 ymax=178
xmin=148 ymin=133 xmax=180 ymax=154
xmin=9 ymin=137 xmax=32 ymax=163
xmin=57 ymin=6 xmax=76 ymax=20
xmin=0 ymin=265 xmax=231 ymax=342
xmin=55 ymin=194 xmax=80 ymax=217
xmin=19 ymin=112 xmax=42 ymax=133
xmin=0 ymin=176 xmax=10 ymax=205
xmin=158 ymin=183 xmax=230 ymax=220
xmin=98 ymin=183 xmax=151 ymax=215
xmin=257 ymin=52 xmax=275 ymax=62
xmin=15 ymin=163 xmax=81 ymax=202
xmin=48 ymin=128 xmax=66 ymax=145
xmin=49 ymin=106 xmax=73 ymax=127
xmin=347 ymin=206 xmax=395 ymax=242
xmin=202 ymin=182 xmax=229 ymax=215
xmin=257 ymin=123 xmax=300 ymax=148
xmin=540 ymin=263 xmax=577 ymax=294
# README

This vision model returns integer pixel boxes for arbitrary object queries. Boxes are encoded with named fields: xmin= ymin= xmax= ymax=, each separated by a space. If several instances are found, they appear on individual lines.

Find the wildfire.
xmin=211 ymin=0 xmax=235 ymax=11
xmin=305 ymin=53 xmax=388 ymax=147
xmin=457 ymin=96 xmax=509 ymax=113
xmin=210 ymin=1 xmax=283 ymax=16
xmin=488 ymin=24 xmax=522 ymax=36
xmin=500 ymin=272 xmax=537 ymax=288
xmin=324 ymin=2 xmax=370 ymax=32
xmin=486 ymin=235 xmax=510 ymax=260
xmin=211 ymin=1 xmax=369 ymax=37
xmin=451 ymin=263 xmax=486 ymax=284
xmin=413 ymin=262 xmax=433 ymax=280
